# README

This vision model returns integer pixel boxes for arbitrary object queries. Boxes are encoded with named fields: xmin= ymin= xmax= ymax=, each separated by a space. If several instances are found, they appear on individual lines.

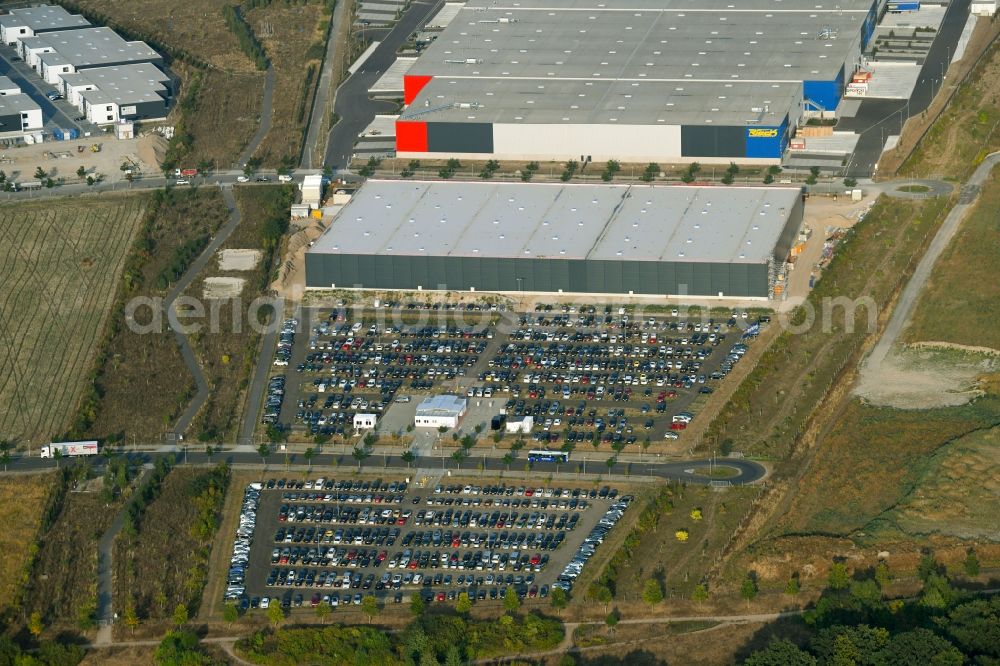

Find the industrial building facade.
xmin=395 ymin=0 xmax=886 ymax=163
xmin=305 ymin=180 xmax=804 ymax=299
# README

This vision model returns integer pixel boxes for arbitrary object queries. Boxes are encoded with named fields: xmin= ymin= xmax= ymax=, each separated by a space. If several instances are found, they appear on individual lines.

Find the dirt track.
xmin=855 ymin=153 xmax=1000 ymax=408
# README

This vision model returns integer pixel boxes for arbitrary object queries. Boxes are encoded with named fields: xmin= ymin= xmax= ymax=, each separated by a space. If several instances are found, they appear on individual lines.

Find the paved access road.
xmin=322 ymin=0 xmax=446 ymax=168
xmin=842 ymin=0 xmax=972 ymax=177
xmin=301 ymin=0 xmax=350 ymax=169
xmin=3 ymin=449 xmax=766 ymax=485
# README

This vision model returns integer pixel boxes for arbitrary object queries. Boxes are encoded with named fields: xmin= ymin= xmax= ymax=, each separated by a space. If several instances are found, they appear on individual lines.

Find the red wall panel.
xmin=403 ymin=75 xmax=433 ymax=104
xmin=396 ymin=120 xmax=428 ymax=152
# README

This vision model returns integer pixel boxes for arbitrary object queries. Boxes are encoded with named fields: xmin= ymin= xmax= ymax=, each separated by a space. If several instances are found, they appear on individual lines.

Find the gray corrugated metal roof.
xmin=309 ymin=180 xmax=800 ymax=264
xmin=21 ymin=27 xmax=159 ymax=68
xmin=0 ymin=5 xmax=90 ymax=31
xmin=62 ymin=62 xmax=169 ymax=106
xmin=416 ymin=394 xmax=468 ymax=417
xmin=401 ymin=77 xmax=799 ymax=126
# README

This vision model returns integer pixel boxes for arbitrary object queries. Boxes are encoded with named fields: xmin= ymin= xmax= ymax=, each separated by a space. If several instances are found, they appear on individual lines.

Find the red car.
xmin=670 ymin=422 xmax=687 ymax=431
xmin=436 ymin=592 xmax=446 ymax=602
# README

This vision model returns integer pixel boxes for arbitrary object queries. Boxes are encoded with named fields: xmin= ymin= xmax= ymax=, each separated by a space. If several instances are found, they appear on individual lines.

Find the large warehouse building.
xmin=305 ymin=180 xmax=804 ymax=299
xmin=396 ymin=0 xmax=883 ymax=163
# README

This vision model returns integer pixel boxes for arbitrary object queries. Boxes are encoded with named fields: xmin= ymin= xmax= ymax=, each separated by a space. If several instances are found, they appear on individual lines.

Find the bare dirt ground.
xmin=218 ymin=249 xmax=262 ymax=271
xmin=0 ymin=134 xmax=160 ymax=186
xmin=855 ymin=345 xmax=998 ymax=409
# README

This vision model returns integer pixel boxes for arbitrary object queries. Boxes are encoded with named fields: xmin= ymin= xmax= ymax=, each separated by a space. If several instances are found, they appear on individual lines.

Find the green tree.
xmin=741 ymin=574 xmax=759 ymax=608
xmin=642 ymin=579 xmax=664 ymax=606
xmin=502 ymin=452 xmax=514 ymax=469
xmin=34 ymin=166 xmax=47 ymax=180
xmin=258 ymin=443 xmax=270 ymax=466
xmin=605 ymin=608 xmax=620 ymax=634
xmin=223 ymin=602 xmax=239 ymax=628
xmin=0 ymin=443 xmax=11 ymax=472
xmin=123 ymin=602 xmax=140 ymax=636
xmin=27 ymin=611 xmax=43 ymax=639
xmin=77 ymin=166 xmax=86 ymax=178
xmin=315 ymin=600 xmax=332 ymax=624
xmin=744 ymin=639 xmax=817 ymax=666
xmin=692 ymin=583 xmax=709 ymax=603
xmin=455 ymin=591 xmax=472 ymax=615
xmin=878 ymin=628 xmax=963 ymax=666
xmin=154 ymin=630 xmax=212 ymax=666
xmin=827 ymin=562 xmax=850 ymax=590
xmin=588 ymin=582 xmax=613 ymax=612
xmin=550 ymin=587 xmax=568 ymax=610
xmin=785 ymin=576 xmax=801 ymax=596
xmin=920 ymin=573 xmax=957 ymax=610
xmin=352 ymin=446 xmax=370 ymax=469
xmin=401 ymin=450 xmax=416 ymax=468
xmin=304 ymin=447 xmax=315 ymax=471
xmin=963 ymin=549 xmax=980 ymax=577
xmin=361 ymin=594 xmax=380 ymax=624
xmin=503 ymin=587 xmax=521 ymax=614
xmin=410 ymin=593 xmax=425 ymax=617
xmin=267 ymin=603 xmax=284 ymax=627
xmin=172 ymin=603 xmax=189 ymax=627
xmin=874 ymin=561 xmax=892 ymax=590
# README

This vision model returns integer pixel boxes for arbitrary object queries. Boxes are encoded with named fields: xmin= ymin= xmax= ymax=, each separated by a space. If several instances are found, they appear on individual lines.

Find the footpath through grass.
xmin=703 ymin=194 xmax=950 ymax=460
xmin=904 ymin=167 xmax=1000 ymax=350
xmin=84 ymin=188 xmax=229 ymax=442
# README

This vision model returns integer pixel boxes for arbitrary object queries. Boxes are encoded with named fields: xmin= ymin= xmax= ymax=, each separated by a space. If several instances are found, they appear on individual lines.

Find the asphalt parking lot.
xmin=230 ymin=475 xmax=629 ymax=611
xmin=266 ymin=303 xmax=765 ymax=452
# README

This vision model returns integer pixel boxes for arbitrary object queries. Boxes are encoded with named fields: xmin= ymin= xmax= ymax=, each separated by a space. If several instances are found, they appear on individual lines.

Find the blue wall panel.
xmin=804 ymin=64 xmax=845 ymax=111
xmin=744 ymin=115 xmax=790 ymax=158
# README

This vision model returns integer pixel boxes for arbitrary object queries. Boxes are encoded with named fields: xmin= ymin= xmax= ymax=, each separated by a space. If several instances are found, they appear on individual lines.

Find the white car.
xmin=175 ymin=179 xmax=190 ymax=185
xmin=260 ymin=597 xmax=270 ymax=609
xmin=237 ymin=175 xmax=250 ymax=183
xmin=664 ymin=432 xmax=680 ymax=440
xmin=278 ymin=174 xmax=293 ymax=183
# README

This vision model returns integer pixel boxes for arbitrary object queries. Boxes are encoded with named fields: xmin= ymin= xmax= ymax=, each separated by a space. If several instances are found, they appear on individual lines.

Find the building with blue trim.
xmin=396 ymin=0 xmax=889 ymax=163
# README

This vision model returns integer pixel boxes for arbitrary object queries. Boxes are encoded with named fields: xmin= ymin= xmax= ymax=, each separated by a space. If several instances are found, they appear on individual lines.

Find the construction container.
xmin=773 ymin=284 xmax=784 ymax=295
xmin=311 ymin=209 xmax=323 ymax=219
xmin=852 ymin=70 xmax=872 ymax=82
xmin=791 ymin=242 xmax=806 ymax=256
xmin=790 ymin=138 xmax=806 ymax=150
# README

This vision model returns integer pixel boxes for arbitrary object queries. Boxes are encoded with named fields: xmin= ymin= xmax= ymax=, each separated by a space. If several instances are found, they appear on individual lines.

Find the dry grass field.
xmin=246 ymin=3 xmax=328 ymax=166
xmin=891 ymin=424 xmax=1000 ymax=541
xmin=26 ymin=488 xmax=121 ymax=628
xmin=186 ymin=68 xmax=265 ymax=169
xmin=66 ymin=0 xmax=246 ymax=69
xmin=0 ymin=474 xmax=56 ymax=613
xmin=769 ymin=396 xmax=1000 ymax=539
xmin=0 ymin=197 xmax=146 ymax=445
xmin=897 ymin=39 xmax=1000 ymax=181
xmin=114 ymin=466 xmax=228 ymax=635
xmin=88 ymin=188 xmax=229 ymax=441
xmin=904 ymin=167 xmax=1000 ymax=350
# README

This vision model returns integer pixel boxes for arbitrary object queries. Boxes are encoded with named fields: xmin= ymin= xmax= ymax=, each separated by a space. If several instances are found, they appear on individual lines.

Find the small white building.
xmin=0 ymin=76 xmax=20 ymax=96
xmin=0 ymin=77 xmax=43 ymax=136
xmin=300 ymin=174 xmax=324 ymax=209
xmin=353 ymin=413 xmax=378 ymax=431
xmin=972 ymin=0 xmax=996 ymax=15
xmin=506 ymin=415 xmax=534 ymax=434
xmin=414 ymin=394 xmax=467 ymax=429
xmin=0 ymin=5 xmax=89 ymax=46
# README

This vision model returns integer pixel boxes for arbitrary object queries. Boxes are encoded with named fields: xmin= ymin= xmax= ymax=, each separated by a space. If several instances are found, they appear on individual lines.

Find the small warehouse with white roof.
xmin=414 ymin=395 xmax=468 ymax=429
xmin=305 ymin=180 xmax=803 ymax=299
